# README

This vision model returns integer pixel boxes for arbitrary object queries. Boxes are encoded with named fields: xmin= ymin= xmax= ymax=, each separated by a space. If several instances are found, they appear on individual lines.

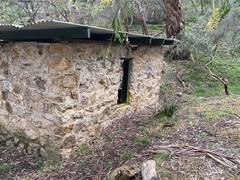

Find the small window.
xmin=118 ymin=57 xmax=133 ymax=104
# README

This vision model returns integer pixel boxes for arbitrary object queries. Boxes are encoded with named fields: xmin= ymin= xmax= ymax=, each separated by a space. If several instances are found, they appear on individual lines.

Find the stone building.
xmin=0 ymin=20 xmax=173 ymax=157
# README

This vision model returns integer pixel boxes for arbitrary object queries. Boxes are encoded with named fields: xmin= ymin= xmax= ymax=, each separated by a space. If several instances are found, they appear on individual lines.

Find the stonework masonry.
xmin=0 ymin=41 xmax=165 ymax=158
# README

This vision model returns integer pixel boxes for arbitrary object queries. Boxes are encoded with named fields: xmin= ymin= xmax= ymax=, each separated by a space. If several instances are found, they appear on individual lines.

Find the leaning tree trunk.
xmin=163 ymin=0 xmax=185 ymax=39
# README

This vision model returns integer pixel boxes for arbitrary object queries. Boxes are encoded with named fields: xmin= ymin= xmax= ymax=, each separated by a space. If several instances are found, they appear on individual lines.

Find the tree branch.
xmin=205 ymin=60 xmax=229 ymax=95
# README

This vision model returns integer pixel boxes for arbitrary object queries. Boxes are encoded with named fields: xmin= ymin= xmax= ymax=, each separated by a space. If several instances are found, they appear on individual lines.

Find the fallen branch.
xmin=206 ymin=153 xmax=237 ymax=170
xmin=205 ymin=60 xmax=229 ymax=95
xmin=149 ymin=144 xmax=240 ymax=171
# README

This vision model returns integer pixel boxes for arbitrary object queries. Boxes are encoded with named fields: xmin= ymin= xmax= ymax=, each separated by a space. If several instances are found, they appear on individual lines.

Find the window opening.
xmin=117 ymin=57 xmax=133 ymax=104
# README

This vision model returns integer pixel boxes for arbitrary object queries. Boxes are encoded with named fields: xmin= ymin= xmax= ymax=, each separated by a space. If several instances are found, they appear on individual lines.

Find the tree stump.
xmin=111 ymin=164 xmax=140 ymax=180
xmin=141 ymin=160 xmax=158 ymax=180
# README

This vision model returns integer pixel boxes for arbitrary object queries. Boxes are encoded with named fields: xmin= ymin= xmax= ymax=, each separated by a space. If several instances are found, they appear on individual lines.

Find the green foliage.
xmin=112 ymin=0 xmax=133 ymax=43
xmin=206 ymin=0 xmax=231 ymax=32
xmin=154 ymin=113 xmax=179 ymax=126
xmin=175 ymin=24 xmax=214 ymax=58
xmin=161 ymin=105 xmax=177 ymax=118
xmin=0 ymin=164 xmax=10 ymax=174
xmin=49 ymin=0 xmax=74 ymax=22
xmin=100 ymin=0 xmax=113 ymax=7
xmin=105 ymin=161 xmax=113 ymax=169
xmin=220 ymin=0 xmax=231 ymax=17
xmin=112 ymin=13 xmax=127 ymax=44
xmin=154 ymin=151 xmax=173 ymax=178
xmin=176 ymin=57 xmax=240 ymax=97
xmin=132 ymin=136 xmax=152 ymax=146
xmin=75 ymin=143 xmax=92 ymax=156
xmin=185 ymin=15 xmax=199 ymax=22
xmin=154 ymin=151 xmax=171 ymax=165
xmin=0 ymin=0 xmax=26 ymax=24
xmin=121 ymin=148 xmax=133 ymax=160
xmin=37 ymin=161 xmax=60 ymax=174
xmin=173 ymin=1 xmax=240 ymax=98
xmin=78 ymin=160 xmax=87 ymax=170
xmin=75 ymin=0 xmax=112 ymax=18
xmin=182 ymin=0 xmax=240 ymax=57
xmin=159 ymin=67 xmax=178 ymax=118
xmin=196 ymin=0 xmax=211 ymax=7
xmin=153 ymin=108 xmax=178 ymax=126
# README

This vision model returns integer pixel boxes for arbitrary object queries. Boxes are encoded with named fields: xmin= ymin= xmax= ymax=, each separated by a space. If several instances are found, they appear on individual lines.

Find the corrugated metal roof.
xmin=22 ymin=20 xmax=146 ymax=37
xmin=22 ymin=20 xmax=86 ymax=30
xmin=0 ymin=20 xmax=174 ymax=45
xmin=0 ymin=24 xmax=22 ymax=32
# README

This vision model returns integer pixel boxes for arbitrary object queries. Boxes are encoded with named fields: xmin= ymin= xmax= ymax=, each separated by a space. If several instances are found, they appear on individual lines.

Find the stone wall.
xmin=0 ymin=41 xmax=164 ymax=157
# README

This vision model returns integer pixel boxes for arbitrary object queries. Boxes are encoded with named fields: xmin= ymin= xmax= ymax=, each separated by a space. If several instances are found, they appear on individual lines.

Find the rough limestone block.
xmin=0 ymin=42 xmax=165 ymax=157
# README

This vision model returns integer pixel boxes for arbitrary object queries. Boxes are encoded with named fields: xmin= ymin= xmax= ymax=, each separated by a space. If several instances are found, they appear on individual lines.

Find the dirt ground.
xmin=0 ymin=95 xmax=240 ymax=180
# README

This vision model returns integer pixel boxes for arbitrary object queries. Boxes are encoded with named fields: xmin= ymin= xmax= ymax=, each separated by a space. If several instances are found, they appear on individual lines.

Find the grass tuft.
xmin=121 ymin=148 xmax=133 ymax=161
xmin=155 ymin=151 xmax=171 ymax=165
xmin=75 ymin=143 xmax=92 ymax=157
xmin=105 ymin=162 xmax=113 ymax=169
xmin=154 ymin=151 xmax=173 ymax=178
xmin=37 ymin=161 xmax=59 ymax=174
xmin=161 ymin=105 xmax=177 ymax=118
xmin=0 ymin=164 xmax=10 ymax=174
xmin=132 ymin=136 xmax=152 ymax=146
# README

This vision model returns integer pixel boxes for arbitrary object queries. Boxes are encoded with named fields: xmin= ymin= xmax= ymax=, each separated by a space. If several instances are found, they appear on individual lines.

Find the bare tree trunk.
xmin=163 ymin=0 xmax=185 ymax=39
xmin=141 ymin=160 xmax=158 ymax=180
xmin=200 ymin=0 xmax=204 ymax=15
xmin=135 ymin=1 xmax=149 ymax=35
xmin=163 ymin=0 xmax=194 ymax=61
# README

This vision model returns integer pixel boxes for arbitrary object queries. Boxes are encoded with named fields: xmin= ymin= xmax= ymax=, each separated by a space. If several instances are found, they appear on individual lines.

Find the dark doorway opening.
xmin=118 ymin=57 xmax=133 ymax=104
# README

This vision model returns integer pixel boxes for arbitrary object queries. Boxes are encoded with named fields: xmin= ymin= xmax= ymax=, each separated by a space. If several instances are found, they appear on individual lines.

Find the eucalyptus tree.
xmin=197 ymin=0 xmax=211 ymax=15
xmin=0 ymin=0 xmax=26 ymax=24
xmin=18 ymin=0 xmax=45 ymax=23
xmin=211 ymin=0 xmax=240 ymax=53
xmin=92 ymin=0 xmax=149 ymax=34
xmin=163 ymin=0 xmax=184 ymax=39
xmin=47 ymin=0 xmax=75 ymax=22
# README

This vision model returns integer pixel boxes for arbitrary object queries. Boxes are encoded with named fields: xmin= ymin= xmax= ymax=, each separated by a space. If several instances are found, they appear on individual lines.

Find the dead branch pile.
xmin=149 ymin=144 xmax=240 ymax=172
